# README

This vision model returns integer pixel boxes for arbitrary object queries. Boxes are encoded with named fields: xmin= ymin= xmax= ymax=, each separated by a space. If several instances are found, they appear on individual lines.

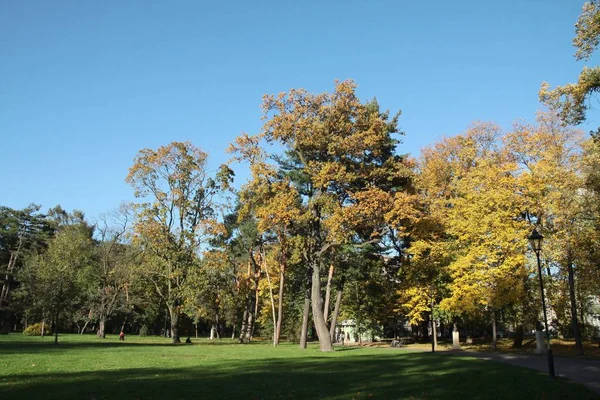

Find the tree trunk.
xmin=275 ymin=266 xmax=285 ymax=346
xmin=98 ymin=319 xmax=106 ymax=338
xmin=80 ymin=320 xmax=90 ymax=335
xmin=239 ymin=308 xmax=249 ymax=342
xmin=210 ymin=325 xmax=216 ymax=340
xmin=231 ymin=323 xmax=236 ymax=340
xmin=513 ymin=324 xmax=524 ymax=348
xmin=491 ymin=310 xmax=497 ymax=350
xmin=329 ymin=288 xmax=342 ymax=343
xmin=311 ymin=260 xmax=333 ymax=352
xmin=120 ymin=315 xmax=128 ymax=332
xmin=263 ymin=258 xmax=278 ymax=346
xmin=169 ymin=308 xmax=180 ymax=344
xmin=247 ymin=308 xmax=255 ymax=341
xmin=299 ymin=267 xmax=311 ymax=349
xmin=300 ymin=296 xmax=310 ymax=349
xmin=566 ymin=255 xmax=583 ymax=355
xmin=251 ymin=288 xmax=259 ymax=340
xmin=431 ymin=297 xmax=437 ymax=352
xmin=215 ymin=314 xmax=222 ymax=339
xmin=54 ymin=310 xmax=59 ymax=345
xmin=41 ymin=319 xmax=46 ymax=338
xmin=323 ymin=264 xmax=334 ymax=321
xmin=195 ymin=322 xmax=199 ymax=339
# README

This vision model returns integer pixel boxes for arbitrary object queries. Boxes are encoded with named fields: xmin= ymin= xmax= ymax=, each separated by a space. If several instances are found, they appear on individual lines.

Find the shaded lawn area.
xmin=456 ymin=337 xmax=600 ymax=359
xmin=0 ymin=334 xmax=597 ymax=399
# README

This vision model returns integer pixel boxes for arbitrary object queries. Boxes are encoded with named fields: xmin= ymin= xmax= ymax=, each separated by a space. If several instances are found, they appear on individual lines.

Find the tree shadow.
xmin=1 ymin=351 xmax=596 ymax=399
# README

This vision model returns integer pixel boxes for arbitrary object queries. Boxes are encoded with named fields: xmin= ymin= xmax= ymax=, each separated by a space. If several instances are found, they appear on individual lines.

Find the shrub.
xmin=23 ymin=322 xmax=51 ymax=336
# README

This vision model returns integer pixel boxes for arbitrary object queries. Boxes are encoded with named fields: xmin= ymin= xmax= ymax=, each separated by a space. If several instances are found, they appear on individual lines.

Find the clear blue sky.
xmin=1 ymin=0 xmax=595 ymax=219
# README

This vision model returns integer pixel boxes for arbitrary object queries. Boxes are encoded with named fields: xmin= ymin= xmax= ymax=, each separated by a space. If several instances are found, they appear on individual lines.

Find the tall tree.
xmin=20 ymin=217 xmax=94 ymax=344
xmin=418 ymin=124 xmax=529 ymax=342
xmin=91 ymin=208 xmax=137 ymax=338
xmin=230 ymin=81 xmax=411 ymax=351
xmin=0 ymin=204 xmax=52 ymax=331
xmin=506 ymin=113 xmax=587 ymax=354
xmin=126 ymin=141 xmax=232 ymax=343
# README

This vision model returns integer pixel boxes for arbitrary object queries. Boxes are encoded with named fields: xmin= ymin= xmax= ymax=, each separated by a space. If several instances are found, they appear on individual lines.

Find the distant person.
xmin=119 ymin=331 xmax=125 ymax=341
xmin=185 ymin=336 xmax=192 ymax=344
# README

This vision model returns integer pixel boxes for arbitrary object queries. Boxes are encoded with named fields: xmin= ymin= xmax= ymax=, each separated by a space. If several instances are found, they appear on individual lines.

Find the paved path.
xmin=454 ymin=350 xmax=600 ymax=395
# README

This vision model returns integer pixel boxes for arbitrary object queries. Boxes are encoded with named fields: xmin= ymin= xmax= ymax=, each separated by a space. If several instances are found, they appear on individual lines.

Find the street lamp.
xmin=528 ymin=228 xmax=555 ymax=379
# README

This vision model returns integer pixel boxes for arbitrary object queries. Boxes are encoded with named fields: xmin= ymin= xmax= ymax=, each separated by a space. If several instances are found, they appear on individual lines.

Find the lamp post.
xmin=528 ymin=228 xmax=555 ymax=379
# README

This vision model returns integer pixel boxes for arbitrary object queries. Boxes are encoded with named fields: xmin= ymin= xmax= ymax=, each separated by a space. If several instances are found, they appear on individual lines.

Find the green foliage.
xmin=22 ymin=322 xmax=51 ymax=336
xmin=138 ymin=325 xmax=149 ymax=336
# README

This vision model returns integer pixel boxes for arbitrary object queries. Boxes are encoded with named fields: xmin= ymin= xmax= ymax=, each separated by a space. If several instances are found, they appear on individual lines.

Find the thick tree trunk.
xmin=169 ymin=309 xmax=180 ymax=344
xmin=311 ymin=260 xmax=333 ymax=352
xmin=491 ymin=310 xmax=497 ymax=350
xmin=329 ymin=288 xmax=342 ymax=343
xmin=215 ymin=314 xmax=222 ymax=339
xmin=97 ymin=319 xmax=106 ymax=338
xmin=566 ymin=252 xmax=584 ymax=355
xmin=323 ymin=264 xmax=334 ymax=321
xmin=239 ymin=309 xmax=249 ymax=342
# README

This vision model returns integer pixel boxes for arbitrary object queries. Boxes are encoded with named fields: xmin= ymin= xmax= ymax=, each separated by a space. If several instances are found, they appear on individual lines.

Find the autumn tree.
xmin=230 ymin=81 xmax=411 ymax=351
xmin=540 ymin=1 xmax=600 ymax=126
xmin=232 ymin=144 xmax=302 ymax=345
xmin=506 ymin=113 xmax=587 ymax=354
xmin=417 ymin=124 xmax=530 ymax=346
xmin=126 ymin=141 xmax=232 ymax=343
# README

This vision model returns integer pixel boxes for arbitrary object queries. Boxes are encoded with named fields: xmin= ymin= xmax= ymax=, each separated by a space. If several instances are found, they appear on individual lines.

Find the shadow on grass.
xmin=0 ymin=336 xmax=270 ymax=355
xmin=0 ymin=340 xmax=179 ymax=355
xmin=1 ymin=352 xmax=597 ymax=400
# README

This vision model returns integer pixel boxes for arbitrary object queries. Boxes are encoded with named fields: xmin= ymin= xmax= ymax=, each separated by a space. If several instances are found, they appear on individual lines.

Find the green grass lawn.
xmin=0 ymin=334 xmax=597 ymax=399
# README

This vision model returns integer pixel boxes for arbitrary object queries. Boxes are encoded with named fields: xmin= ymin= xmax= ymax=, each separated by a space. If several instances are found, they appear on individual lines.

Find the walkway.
xmin=455 ymin=350 xmax=600 ymax=395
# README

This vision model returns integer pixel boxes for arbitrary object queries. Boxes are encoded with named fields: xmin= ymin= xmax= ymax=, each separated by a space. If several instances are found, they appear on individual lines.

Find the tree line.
xmin=1 ymin=82 xmax=599 ymax=353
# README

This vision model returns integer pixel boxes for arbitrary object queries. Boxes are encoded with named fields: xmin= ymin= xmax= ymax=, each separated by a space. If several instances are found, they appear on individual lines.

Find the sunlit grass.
xmin=0 ymin=334 xmax=597 ymax=399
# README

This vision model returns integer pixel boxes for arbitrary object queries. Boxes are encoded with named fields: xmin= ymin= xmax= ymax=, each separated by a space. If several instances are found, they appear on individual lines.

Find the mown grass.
xmin=0 ymin=334 xmax=597 ymax=399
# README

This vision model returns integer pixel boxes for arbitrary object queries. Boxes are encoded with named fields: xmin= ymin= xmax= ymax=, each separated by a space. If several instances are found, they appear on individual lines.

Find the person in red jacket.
xmin=119 ymin=331 xmax=125 ymax=341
